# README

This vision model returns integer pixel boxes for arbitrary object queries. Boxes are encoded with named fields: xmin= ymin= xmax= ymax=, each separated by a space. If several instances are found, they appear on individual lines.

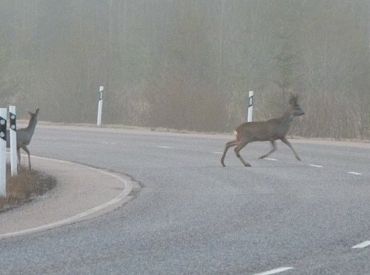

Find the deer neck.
xmin=278 ymin=111 xmax=294 ymax=129
xmin=26 ymin=117 xmax=38 ymax=135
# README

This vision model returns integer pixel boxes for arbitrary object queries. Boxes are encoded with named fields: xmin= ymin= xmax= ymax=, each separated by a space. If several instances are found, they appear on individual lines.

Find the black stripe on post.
xmin=248 ymin=95 xmax=254 ymax=107
xmin=9 ymin=112 xmax=16 ymax=131
xmin=0 ymin=116 xmax=6 ymax=141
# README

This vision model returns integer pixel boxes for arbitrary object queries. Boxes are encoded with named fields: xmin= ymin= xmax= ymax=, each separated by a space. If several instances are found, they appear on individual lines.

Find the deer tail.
xmin=233 ymin=129 xmax=241 ymax=141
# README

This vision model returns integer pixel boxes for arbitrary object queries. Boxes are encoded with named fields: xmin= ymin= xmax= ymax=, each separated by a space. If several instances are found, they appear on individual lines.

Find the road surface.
xmin=1 ymin=125 xmax=370 ymax=274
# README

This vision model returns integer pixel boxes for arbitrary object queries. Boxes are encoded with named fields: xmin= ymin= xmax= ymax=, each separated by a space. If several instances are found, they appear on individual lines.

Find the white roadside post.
xmin=247 ymin=90 xmax=254 ymax=122
xmin=97 ymin=85 xmax=104 ymax=127
xmin=0 ymin=108 xmax=7 ymax=197
xmin=9 ymin=105 xmax=17 ymax=176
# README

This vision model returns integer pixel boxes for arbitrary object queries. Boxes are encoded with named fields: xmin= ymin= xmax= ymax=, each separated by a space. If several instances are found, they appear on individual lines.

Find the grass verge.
xmin=0 ymin=165 xmax=56 ymax=213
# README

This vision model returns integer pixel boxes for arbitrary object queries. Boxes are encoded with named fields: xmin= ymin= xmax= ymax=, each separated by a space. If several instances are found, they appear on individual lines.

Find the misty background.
xmin=0 ymin=0 xmax=369 ymax=139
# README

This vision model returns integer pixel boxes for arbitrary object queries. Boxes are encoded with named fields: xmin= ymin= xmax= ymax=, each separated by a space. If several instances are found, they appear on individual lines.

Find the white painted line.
xmin=347 ymin=171 xmax=362 ymax=176
xmin=254 ymin=267 xmax=294 ymax=275
xmin=265 ymin=158 xmax=278 ymax=161
xmin=157 ymin=145 xmax=172 ymax=149
xmin=352 ymin=240 xmax=370 ymax=249
xmin=309 ymin=164 xmax=323 ymax=168
xmin=101 ymin=141 xmax=116 ymax=145
xmin=213 ymin=151 xmax=223 ymax=154
xmin=0 ymin=156 xmax=134 ymax=240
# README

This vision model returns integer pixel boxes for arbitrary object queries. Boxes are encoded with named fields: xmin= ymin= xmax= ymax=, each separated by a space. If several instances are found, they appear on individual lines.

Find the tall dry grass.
xmin=0 ymin=165 xmax=56 ymax=212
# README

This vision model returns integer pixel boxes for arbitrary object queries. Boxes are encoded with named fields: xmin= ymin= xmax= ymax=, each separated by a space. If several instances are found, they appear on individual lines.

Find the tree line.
xmin=0 ymin=0 xmax=369 ymax=139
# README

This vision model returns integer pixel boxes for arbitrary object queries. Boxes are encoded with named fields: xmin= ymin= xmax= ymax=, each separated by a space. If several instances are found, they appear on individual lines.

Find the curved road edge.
xmin=0 ymin=155 xmax=136 ymax=240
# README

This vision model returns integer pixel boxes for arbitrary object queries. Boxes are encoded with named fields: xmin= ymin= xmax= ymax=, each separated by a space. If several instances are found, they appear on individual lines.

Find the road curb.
xmin=0 ymin=156 xmax=134 ymax=240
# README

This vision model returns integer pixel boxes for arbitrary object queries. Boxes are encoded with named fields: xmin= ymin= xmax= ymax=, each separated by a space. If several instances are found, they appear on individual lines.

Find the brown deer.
xmin=7 ymin=108 xmax=39 ymax=170
xmin=221 ymin=95 xmax=304 ymax=167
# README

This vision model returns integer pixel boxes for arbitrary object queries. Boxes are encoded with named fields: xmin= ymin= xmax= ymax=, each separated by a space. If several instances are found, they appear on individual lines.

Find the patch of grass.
xmin=0 ymin=165 xmax=56 ymax=212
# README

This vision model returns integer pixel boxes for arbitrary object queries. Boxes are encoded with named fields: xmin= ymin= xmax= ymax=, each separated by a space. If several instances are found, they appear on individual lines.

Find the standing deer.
xmin=7 ymin=108 xmax=39 ymax=170
xmin=221 ymin=95 xmax=304 ymax=167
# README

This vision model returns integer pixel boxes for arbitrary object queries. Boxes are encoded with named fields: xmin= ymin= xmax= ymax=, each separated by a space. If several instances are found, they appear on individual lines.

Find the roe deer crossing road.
xmin=221 ymin=95 xmax=304 ymax=167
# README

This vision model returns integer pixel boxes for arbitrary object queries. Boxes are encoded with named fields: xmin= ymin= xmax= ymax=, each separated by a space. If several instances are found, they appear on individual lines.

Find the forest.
xmin=0 ymin=0 xmax=369 ymax=139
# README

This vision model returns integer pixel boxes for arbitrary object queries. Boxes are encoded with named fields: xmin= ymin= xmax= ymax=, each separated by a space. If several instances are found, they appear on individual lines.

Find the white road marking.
xmin=347 ymin=171 xmax=362 ymax=176
xmin=352 ymin=240 xmax=370 ymax=249
xmin=213 ymin=151 xmax=223 ymax=154
xmin=101 ymin=141 xmax=116 ymax=145
xmin=0 ymin=156 xmax=133 ymax=240
xmin=157 ymin=145 xmax=173 ymax=149
xmin=265 ymin=158 xmax=278 ymax=161
xmin=254 ymin=267 xmax=294 ymax=275
xmin=309 ymin=164 xmax=323 ymax=168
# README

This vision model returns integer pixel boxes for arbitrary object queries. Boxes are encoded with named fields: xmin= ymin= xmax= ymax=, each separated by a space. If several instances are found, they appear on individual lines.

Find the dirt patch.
xmin=0 ymin=165 xmax=56 ymax=213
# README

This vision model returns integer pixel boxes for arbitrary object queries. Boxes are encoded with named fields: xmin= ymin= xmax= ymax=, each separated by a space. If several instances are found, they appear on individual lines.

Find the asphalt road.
xmin=1 ymin=125 xmax=370 ymax=275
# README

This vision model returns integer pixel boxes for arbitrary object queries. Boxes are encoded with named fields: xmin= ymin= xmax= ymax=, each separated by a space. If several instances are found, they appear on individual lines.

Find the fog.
xmin=0 ymin=0 xmax=369 ymax=138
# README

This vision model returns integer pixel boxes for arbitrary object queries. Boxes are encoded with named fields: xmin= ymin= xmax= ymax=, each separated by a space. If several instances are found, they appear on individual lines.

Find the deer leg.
xmin=221 ymin=140 xmax=238 ymax=167
xmin=280 ymin=137 xmax=301 ymax=161
xmin=234 ymin=141 xmax=251 ymax=167
xmin=21 ymin=145 xmax=32 ymax=170
xmin=259 ymin=141 xmax=277 ymax=159
xmin=17 ymin=147 xmax=21 ymax=168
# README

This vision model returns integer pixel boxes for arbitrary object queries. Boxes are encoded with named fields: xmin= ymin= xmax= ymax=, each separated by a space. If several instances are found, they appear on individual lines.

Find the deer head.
xmin=28 ymin=108 xmax=39 ymax=118
xmin=25 ymin=108 xmax=40 ymax=130
xmin=289 ymin=94 xmax=304 ymax=117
